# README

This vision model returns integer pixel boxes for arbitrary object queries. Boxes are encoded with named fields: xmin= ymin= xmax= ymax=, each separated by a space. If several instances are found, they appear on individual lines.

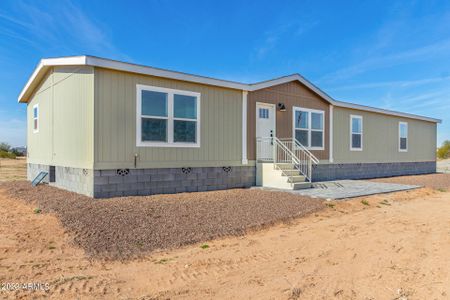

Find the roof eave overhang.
xmin=334 ymin=100 xmax=442 ymax=124
xmin=17 ymin=56 xmax=442 ymax=124
xmin=18 ymin=56 xmax=88 ymax=103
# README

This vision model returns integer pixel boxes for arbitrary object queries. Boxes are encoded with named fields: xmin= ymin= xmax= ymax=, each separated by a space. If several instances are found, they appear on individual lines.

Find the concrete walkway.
xmin=258 ymin=180 xmax=420 ymax=200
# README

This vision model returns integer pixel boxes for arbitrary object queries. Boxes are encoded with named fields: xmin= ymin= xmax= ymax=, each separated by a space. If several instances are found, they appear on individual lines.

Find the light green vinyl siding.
xmin=27 ymin=66 xmax=94 ymax=168
xmin=333 ymin=106 xmax=436 ymax=163
xmin=94 ymin=68 xmax=243 ymax=169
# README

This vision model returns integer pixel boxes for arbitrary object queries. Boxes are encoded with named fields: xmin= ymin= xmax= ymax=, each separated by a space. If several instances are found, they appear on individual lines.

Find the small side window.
xmin=399 ymin=122 xmax=408 ymax=152
xmin=350 ymin=115 xmax=363 ymax=151
xmin=33 ymin=104 xmax=39 ymax=133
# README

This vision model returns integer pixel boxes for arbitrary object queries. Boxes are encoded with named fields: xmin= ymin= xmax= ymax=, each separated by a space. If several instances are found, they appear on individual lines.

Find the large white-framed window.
xmin=292 ymin=107 xmax=325 ymax=150
xmin=136 ymin=84 xmax=200 ymax=147
xmin=399 ymin=122 xmax=408 ymax=152
xmin=32 ymin=104 xmax=39 ymax=133
xmin=350 ymin=115 xmax=363 ymax=151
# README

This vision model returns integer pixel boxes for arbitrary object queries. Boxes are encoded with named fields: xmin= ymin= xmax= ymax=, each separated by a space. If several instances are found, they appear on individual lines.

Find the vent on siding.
xmin=223 ymin=166 xmax=232 ymax=173
xmin=181 ymin=167 xmax=192 ymax=174
xmin=116 ymin=169 xmax=130 ymax=176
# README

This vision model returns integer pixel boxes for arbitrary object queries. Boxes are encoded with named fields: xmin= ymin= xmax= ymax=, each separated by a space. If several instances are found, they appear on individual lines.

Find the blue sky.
xmin=0 ymin=0 xmax=449 ymax=147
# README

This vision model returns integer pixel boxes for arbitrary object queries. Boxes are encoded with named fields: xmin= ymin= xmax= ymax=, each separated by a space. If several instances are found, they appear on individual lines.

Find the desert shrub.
xmin=0 ymin=150 xmax=16 ymax=159
xmin=0 ymin=142 xmax=11 ymax=152
xmin=11 ymin=148 xmax=24 ymax=156
xmin=437 ymin=140 xmax=450 ymax=159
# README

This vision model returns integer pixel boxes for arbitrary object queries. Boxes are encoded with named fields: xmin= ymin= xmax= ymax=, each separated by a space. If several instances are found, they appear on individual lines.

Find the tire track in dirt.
xmin=1 ymin=187 xmax=450 ymax=299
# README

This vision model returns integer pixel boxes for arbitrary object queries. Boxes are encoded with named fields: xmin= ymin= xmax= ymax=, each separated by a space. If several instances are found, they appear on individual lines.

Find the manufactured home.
xmin=19 ymin=56 xmax=441 ymax=197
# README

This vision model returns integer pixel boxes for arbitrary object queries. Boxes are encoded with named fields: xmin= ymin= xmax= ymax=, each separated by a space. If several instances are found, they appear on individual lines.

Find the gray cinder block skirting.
xmin=28 ymin=163 xmax=94 ymax=196
xmin=28 ymin=161 xmax=434 ymax=197
xmin=27 ymin=163 xmax=256 ymax=198
xmin=93 ymin=166 xmax=256 ymax=198
xmin=28 ymin=163 xmax=50 ymax=183
xmin=312 ymin=161 xmax=436 ymax=182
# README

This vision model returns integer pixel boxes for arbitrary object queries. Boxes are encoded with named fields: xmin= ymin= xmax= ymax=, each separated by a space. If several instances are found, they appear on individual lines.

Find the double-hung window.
xmin=33 ymin=104 xmax=39 ymax=133
xmin=350 ymin=115 xmax=363 ymax=151
xmin=137 ymin=85 xmax=200 ymax=147
xmin=293 ymin=107 xmax=324 ymax=149
xmin=399 ymin=122 xmax=408 ymax=152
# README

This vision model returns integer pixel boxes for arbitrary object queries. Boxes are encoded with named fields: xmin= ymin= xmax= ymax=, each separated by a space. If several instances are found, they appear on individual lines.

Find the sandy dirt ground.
xmin=370 ymin=173 xmax=450 ymax=191
xmin=0 ymin=158 xmax=26 ymax=182
xmin=0 ymin=181 xmax=323 ymax=260
xmin=1 ymin=186 xmax=450 ymax=299
xmin=438 ymin=159 xmax=450 ymax=173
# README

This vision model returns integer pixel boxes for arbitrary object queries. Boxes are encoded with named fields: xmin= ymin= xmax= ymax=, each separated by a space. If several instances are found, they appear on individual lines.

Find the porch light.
xmin=277 ymin=102 xmax=286 ymax=111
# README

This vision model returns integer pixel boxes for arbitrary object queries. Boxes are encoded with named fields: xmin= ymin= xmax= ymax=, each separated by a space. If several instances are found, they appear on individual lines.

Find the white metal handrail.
xmin=257 ymin=137 xmax=319 ymax=182
xmin=278 ymin=138 xmax=319 ymax=164
xmin=257 ymin=136 xmax=315 ymax=183
xmin=257 ymin=137 xmax=299 ymax=163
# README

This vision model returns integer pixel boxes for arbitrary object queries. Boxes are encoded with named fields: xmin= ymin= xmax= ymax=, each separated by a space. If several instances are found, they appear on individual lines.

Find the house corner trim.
xmin=242 ymin=90 xmax=248 ymax=165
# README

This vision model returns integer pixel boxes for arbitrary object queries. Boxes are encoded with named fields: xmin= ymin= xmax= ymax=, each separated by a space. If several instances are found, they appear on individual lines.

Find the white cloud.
xmin=0 ymin=0 xmax=131 ymax=61
xmin=329 ymin=76 xmax=450 ymax=91
xmin=251 ymin=20 xmax=318 ymax=61
xmin=320 ymin=39 xmax=450 ymax=83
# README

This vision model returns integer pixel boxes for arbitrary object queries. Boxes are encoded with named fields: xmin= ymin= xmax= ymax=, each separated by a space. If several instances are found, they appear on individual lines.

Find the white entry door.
xmin=256 ymin=102 xmax=276 ymax=160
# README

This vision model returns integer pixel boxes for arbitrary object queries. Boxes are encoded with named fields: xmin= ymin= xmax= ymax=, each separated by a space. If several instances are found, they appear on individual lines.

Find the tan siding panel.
xmin=247 ymin=81 xmax=330 ymax=161
xmin=94 ymin=68 xmax=243 ymax=169
xmin=27 ymin=66 xmax=94 ymax=168
xmin=333 ymin=107 xmax=436 ymax=163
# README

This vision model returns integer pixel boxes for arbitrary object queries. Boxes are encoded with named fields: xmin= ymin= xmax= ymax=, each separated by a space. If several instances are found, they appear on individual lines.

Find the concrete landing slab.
xmin=255 ymin=180 xmax=421 ymax=200
xmin=294 ymin=180 xmax=421 ymax=200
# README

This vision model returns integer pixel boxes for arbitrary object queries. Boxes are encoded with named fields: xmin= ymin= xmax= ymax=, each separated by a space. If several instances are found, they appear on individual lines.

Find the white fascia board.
xmin=334 ymin=100 xmax=442 ymax=124
xmin=18 ymin=56 xmax=87 ymax=103
xmin=248 ymin=74 xmax=337 ymax=105
xmin=15 ymin=55 xmax=443 ymax=124
xmin=248 ymin=74 xmax=442 ymax=123
xmin=85 ymin=56 xmax=247 ymax=91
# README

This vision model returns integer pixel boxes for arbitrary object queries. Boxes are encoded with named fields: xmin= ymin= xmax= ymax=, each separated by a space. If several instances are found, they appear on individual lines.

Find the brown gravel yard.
xmin=0 ymin=181 xmax=323 ymax=260
xmin=370 ymin=173 xmax=450 ymax=190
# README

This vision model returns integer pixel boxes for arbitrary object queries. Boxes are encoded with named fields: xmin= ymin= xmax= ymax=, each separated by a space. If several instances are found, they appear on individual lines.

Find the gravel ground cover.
xmin=0 ymin=181 xmax=323 ymax=260
xmin=370 ymin=173 xmax=450 ymax=191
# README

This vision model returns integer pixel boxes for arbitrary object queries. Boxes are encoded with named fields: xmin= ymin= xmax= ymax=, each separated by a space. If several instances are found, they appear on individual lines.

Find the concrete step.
xmin=292 ymin=182 xmax=312 ymax=190
xmin=275 ymin=163 xmax=297 ymax=170
xmin=287 ymin=175 xmax=306 ymax=183
xmin=281 ymin=169 xmax=300 ymax=176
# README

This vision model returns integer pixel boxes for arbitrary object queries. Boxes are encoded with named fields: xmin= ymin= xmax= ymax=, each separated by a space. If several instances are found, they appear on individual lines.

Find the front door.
xmin=256 ymin=102 xmax=276 ymax=160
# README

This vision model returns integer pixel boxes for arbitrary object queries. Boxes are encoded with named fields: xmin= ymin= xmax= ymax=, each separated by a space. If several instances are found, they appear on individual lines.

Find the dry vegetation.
xmin=0 ymin=157 xmax=26 ymax=182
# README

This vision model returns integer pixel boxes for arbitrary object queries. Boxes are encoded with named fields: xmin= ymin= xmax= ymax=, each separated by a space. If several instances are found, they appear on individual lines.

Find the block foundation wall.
xmin=312 ymin=161 xmax=436 ymax=182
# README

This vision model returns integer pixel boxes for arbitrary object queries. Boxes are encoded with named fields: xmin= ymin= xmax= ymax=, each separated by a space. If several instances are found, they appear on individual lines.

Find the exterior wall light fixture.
xmin=277 ymin=102 xmax=286 ymax=111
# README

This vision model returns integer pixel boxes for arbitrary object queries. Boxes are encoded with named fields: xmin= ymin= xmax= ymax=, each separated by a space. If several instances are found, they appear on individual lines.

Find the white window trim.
xmin=399 ymin=121 xmax=408 ymax=152
xmin=292 ymin=106 xmax=325 ymax=150
xmin=33 ymin=103 xmax=39 ymax=133
xmin=350 ymin=115 xmax=363 ymax=151
xmin=136 ymin=84 xmax=201 ymax=148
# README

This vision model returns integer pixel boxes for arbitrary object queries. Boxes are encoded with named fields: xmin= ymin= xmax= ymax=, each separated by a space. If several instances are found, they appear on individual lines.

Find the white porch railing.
xmin=278 ymin=138 xmax=319 ymax=165
xmin=256 ymin=137 xmax=319 ymax=182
